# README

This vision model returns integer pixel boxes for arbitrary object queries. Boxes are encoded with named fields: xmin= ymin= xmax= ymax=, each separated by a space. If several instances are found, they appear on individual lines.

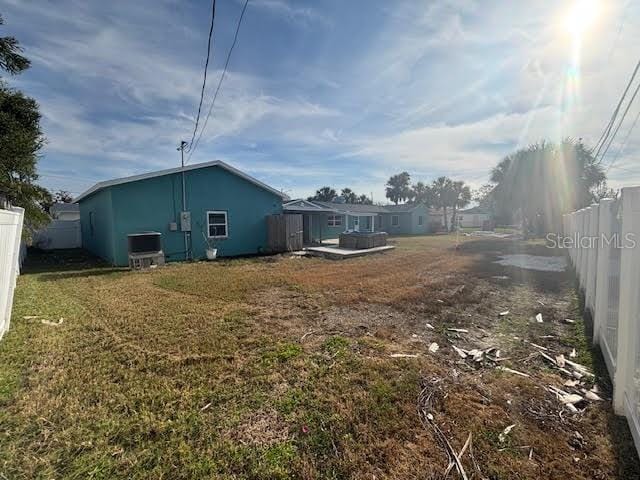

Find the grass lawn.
xmin=1 ymin=235 xmax=638 ymax=479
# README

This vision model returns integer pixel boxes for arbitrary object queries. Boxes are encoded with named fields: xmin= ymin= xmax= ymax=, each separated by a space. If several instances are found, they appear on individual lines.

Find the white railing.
xmin=564 ymin=186 xmax=640 ymax=454
xmin=0 ymin=206 xmax=25 ymax=340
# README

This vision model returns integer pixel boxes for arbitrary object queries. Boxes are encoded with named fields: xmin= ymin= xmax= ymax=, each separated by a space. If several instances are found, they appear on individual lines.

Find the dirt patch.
xmin=495 ymin=254 xmax=567 ymax=272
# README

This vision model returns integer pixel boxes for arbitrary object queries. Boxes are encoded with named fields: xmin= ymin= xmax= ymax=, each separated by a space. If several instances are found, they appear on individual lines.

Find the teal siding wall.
xmin=378 ymin=207 xmax=429 ymax=235
xmin=310 ymin=213 xmax=345 ymax=242
xmin=79 ymin=188 xmax=116 ymax=263
xmin=80 ymin=165 xmax=283 ymax=266
xmin=380 ymin=212 xmax=411 ymax=235
xmin=410 ymin=206 xmax=429 ymax=234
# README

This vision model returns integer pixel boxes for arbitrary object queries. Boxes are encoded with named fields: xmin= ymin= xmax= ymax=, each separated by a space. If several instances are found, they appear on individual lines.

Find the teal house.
xmin=283 ymin=199 xmax=430 ymax=244
xmin=74 ymin=161 xmax=287 ymax=266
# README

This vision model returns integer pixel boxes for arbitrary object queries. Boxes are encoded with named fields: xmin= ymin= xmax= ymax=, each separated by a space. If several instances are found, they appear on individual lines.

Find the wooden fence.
xmin=563 ymin=186 xmax=640 ymax=454
xmin=266 ymin=214 xmax=303 ymax=252
xmin=0 ymin=206 xmax=25 ymax=340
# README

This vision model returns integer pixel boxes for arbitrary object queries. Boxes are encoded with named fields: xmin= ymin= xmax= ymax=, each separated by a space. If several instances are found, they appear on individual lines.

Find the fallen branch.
xmin=418 ymin=379 xmax=468 ymax=480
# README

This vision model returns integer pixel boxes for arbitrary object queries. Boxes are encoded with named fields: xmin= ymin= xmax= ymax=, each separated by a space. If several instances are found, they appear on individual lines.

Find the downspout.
xmin=179 ymin=141 xmax=189 ymax=261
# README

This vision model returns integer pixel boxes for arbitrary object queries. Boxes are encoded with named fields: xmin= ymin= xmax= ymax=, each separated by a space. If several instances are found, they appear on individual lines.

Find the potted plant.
xmin=201 ymin=230 xmax=218 ymax=260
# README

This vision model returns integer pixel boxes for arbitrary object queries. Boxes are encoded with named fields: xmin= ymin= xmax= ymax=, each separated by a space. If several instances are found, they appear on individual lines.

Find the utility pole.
xmin=177 ymin=141 xmax=189 ymax=260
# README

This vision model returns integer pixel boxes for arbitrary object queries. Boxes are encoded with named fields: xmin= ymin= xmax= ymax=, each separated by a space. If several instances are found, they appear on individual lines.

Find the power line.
xmin=187 ymin=0 xmax=216 ymax=152
xmin=598 ymin=78 xmax=640 ymax=165
xmin=592 ymin=58 xmax=640 ymax=159
xmin=605 ymin=104 xmax=640 ymax=174
xmin=187 ymin=0 xmax=250 ymax=163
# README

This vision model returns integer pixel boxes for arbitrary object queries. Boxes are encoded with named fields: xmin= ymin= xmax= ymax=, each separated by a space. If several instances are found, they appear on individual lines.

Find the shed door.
xmin=303 ymin=214 xmax=312 ymax=245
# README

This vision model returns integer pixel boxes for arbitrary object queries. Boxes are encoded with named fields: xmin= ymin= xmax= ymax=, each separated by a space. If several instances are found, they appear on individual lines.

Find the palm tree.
xmin=449 ymin=181 xmax=471 ymax=230
xmin=411 ymin=181 xmax=434 ymax=206
xmin=431 ymin=176 xmax=453 ymax=231
xmin=385 ymin=172 xmax=412 ymax=205
xmin=340 ymin=188 xmax=358 ymax=204
xmin=308 ymin=186 xmax=336 ymax=202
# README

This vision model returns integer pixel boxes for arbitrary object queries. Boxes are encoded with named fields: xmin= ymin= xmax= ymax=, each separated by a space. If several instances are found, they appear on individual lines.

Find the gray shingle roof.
xmin=283 ymin=200 xmax=427 ymax=215
xmin=313 ymin=201 xmax=389 ymax=214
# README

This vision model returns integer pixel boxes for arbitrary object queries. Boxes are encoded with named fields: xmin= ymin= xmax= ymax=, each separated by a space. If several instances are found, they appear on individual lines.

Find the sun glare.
xmin=565 ymin=0 xmax=600 ymax=39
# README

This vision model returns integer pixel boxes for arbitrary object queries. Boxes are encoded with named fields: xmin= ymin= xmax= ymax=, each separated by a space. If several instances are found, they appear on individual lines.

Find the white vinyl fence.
xmin=33 ymin=219 xmax=81 ymax=250
xmin=0 ymin=206 xmax=25 ymax=341
xmin=564 ymin=186 xmax=640 ymax=453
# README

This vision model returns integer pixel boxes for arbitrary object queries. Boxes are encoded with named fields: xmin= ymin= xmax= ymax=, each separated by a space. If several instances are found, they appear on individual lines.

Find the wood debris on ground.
xmin=41 ymin=318 xmax=64 ymax=326
xmin=418 ymin=378 xmax=485 ymax=480
xmin=447 ymin=328 xmax=469 ymax=333
xmin=498 ymin=424 xmax=516 ymax=443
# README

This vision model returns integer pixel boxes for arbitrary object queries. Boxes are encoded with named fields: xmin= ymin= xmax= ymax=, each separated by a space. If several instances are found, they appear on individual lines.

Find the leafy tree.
xmin=431 ymin=176 xmax=453 ymax=231
xmin=53 ymin=190 xmax=73 ymax=203
xmin=491 ymin=139 xmax=605 ymax=235
xmin=593 ymin=181 xmax=618 ymax=201
xmin=0 ymin=15 xmax=30 ymax=75
xmin=0 ymin=15 xmax=49 ymax=227
xmin=42 ymin=189 xmax=74 ymax=213
xmin=449 ymin=180 xmax=471 ymax=230
xmin=307 ymin=186 xmax=336 ymax=202
xmin=0 ymin=83 xmax=49 ymax=225
xmin=357 ymin=193 xmax=372 ymax=205
xmin=472 ymin=184 xmax=494 ymax=209
xmin=340 ymin=188 xmax=357 ymax=204
xmin=411 ymin=181 xmax=434 ymax=206
xmin=385 ymin=172 xmax=412 ymax=205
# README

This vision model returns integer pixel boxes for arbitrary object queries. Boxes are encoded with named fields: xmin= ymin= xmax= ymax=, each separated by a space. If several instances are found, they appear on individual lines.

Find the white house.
xmin=457 ymin=207 xmax=492 ymax=228
xmin=50 ymin=203 xmax=80 ymax=221
xmin=33 ymin=203 xmax=82 ymax=250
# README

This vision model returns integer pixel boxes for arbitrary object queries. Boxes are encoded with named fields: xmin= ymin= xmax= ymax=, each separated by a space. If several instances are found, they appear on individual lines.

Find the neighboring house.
xmin=283 ymin=200 xmax=431 ymax=244
xmin=32 ymin=203 xmax=82 ymax=250
xmin=457 ymin=206 xmax=492 ymax=228
xmin=74 ymin=161 xmax=287 ymax=266
xmin=50 ymin=203 xmax=80 ymax=221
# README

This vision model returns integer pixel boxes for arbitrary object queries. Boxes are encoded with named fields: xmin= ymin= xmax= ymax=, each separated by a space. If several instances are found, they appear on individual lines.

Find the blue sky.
xmin=2 ymin=0 xmax=639 ymax=201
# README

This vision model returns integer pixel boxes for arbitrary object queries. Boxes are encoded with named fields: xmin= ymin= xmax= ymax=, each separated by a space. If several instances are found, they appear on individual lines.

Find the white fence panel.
xmin=565 ymin=187 xmax=640 ymax=456
xmin=0 ymin=207 xmax=24 ymax=340
xmin=586 ymin=204 xmax=599 ymax=312
xmin=33 ymin=219 xmax=81 ymax=250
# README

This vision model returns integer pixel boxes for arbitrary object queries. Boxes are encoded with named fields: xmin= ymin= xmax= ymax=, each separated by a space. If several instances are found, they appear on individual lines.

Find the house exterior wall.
xmin=375 ymin=206 xmax=430 ymax=235
xmin=316 ymin=213 xmax=345 ymax=240
xmin=458 ymin=213 xmax=491 ymax=228
xmin=80 ymin=165 xmax=283 ymax=266
xmin=411 ymin=207 xmax=429 ymax=234
xmin=379 ymin=212 xmax=411 ymax=234
xmin=79 ymin=188 xmax=116 ymax=263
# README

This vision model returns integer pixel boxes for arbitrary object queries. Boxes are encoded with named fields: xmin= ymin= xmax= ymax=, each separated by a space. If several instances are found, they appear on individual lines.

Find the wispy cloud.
xmin=2 ymin=0 xmax=640 ymax=200
xmin=248 ymin=0 xmax=330 ymax=27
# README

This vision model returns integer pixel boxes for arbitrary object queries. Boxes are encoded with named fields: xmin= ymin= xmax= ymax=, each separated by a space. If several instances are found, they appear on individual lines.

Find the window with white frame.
xmin=391 ymin=215 xmax=399 ymax=226
xmin=418 ymin=215 xmax=424 ymax=226
xmin=207 ymin=211 xmax=228 ymax=238
xmin=327 ymin=214 xmax=342 ymax=227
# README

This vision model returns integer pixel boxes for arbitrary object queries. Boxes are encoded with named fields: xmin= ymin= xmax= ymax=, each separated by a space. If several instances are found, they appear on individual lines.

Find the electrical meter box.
xmin=180 ymin=211 xmax=191 ymax=232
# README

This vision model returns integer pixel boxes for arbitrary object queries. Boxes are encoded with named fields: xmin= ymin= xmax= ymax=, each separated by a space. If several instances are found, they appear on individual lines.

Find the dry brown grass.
xmin=0 ymin=235 xmax=637 ymax=479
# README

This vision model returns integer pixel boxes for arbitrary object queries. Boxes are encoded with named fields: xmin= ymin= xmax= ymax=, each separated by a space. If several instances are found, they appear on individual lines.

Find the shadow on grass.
xmin=23 ymin=248 xmax=128 ymax=282
xmin=37 ymin=268 xmax=128 ymax=282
